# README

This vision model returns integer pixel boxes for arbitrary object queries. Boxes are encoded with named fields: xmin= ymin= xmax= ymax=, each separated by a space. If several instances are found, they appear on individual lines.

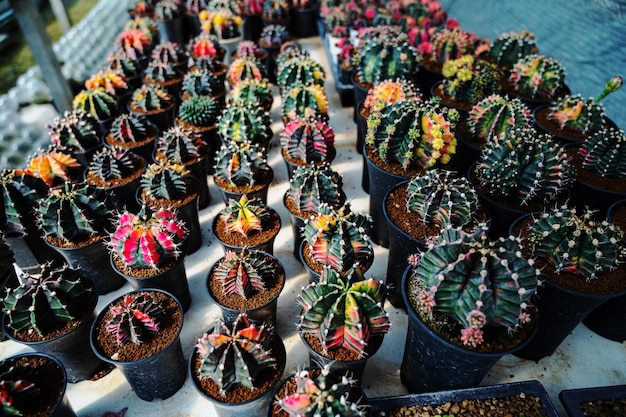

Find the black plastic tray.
xmin=559 ymin=384 xmax=626 ymax=417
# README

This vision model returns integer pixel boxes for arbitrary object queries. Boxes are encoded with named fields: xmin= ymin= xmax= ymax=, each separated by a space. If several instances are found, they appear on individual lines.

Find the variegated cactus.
xmin=227 ymin=57 xmax=265 ymax=86
xmin=0 ymin=362 xmax=37 ymax=416
xmin=407 ymin=224 xmax=538 ymax=347
xmin=189 ymin=32 xmax=225 ymax=59
xmin=277 ymin=56 xmax=326 ymax=90
xmin=130 ymin=83 xmax=174 ymax=112
xmin=115 ymin=28 xmax=152 ymax=61
xmin=214 ymin=141 xmax=270 ymax=189
xmin=282 ymin=83 xmax=329 ymax=122
xmin=0 ymin=169 xmax=48 ymax=233
xmin=219 ymin=195 xmax=270 ymax=236
xmin=441 ymin=54 xmax=503 ymax=104
xmin=181 ymin=67 xmax=222 ymax=97
xmin=155 ymin=125 xmax=207 ymax=164
xmin=151 ymin=41 xmax=186 ymax=66
xmin=218 ymin=104 xmax=273 ymax=146
xmin=509 ymin=54 xmax=566 ymax=100
xmin=486 ymin=30 xmax=538 ymax=67
xmin=362 ymin=79 xmax=420 ymax=115
xmin=84 ymin=69 xmax=129 ymax=96
xmin=429 ymin=27 xmax=479 ymax=65
xmin=143 ymin=59 xmax=180 ymax=83
xmin=106 ymin=292 xmax=166 ymax=345
xmin=287 ymin=163 xmax=344 ymax=213
xmin=579 ymin=127 xmax=626 ymax=179
xmin=88 ymin=147 xmax=141 ymax=182
xmin=25 ymin=146 xmax=82 ymax=188
xmin=280 ymin=117 xmax=335 ymax=163
xmin=259 ymin=24 xmax=289 ymax=47
xmin=468 ymin=94 xmax=532 ymax=142
xmin=235 ymin=40 xmax=261 ymax=58
xmin=276 ymin=41 xmax=309 ymax=70
xmin=140 ymin=161 xmax=191 ymax=201
xmin=178 ymin=95 xmax=221 ymax=128
xmin=230 ymin=79 xmax=273 ymax=110
xmin=105 ymin=51 xmax=141 ymax=79
xmin=47 ymin=110 xmax=101 ymax=153
xmin=109 ymin=113 xmax=153 ymax=144
xmin=196 ymin=314 xmax=277 ymax=394
xmin=73 ymin=88 xmax=119 ymax=121
xmin=212 ymin=248 xmax=276 ymax=298
xmin=125 ymin=16 xmax=159 ymax=44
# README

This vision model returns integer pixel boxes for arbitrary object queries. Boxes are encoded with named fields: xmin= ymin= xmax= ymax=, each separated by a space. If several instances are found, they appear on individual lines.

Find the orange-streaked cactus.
xmin=220 ymin=195 xmax=269 ymax=236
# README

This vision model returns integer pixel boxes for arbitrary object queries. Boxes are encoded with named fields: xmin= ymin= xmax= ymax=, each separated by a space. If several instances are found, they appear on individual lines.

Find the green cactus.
xmin=527 ymin=205 xmax=626 ymax=280
xmin=486 ymin=30 xmax=538 ymax=67
xmin=302 ymin=203 xmax=373 ymax=272
xmin=406 ymin=169 xmax=480 ymax=229
xmin=155 ymin=125 xmax=207 ymax=164
xmin=36 ymin=182 xmax=112 ymax=245
xmin=0 ymin=362 xmax=37 ymax=417
xmin=181 ymin=67 xmax=222 ymax=97
xmin=125 ymin=16 xmax=159 ymax=45
xmin=230 ymin=79 xmax=273 ymax=110
xmin=509 ymin=54 xmax=566 ymax=100
xmin=0 ymin=169 xmax=48 ymax=233
xmin=287 ymin=163 xmax=344 ymax=213
xmin=407 ymin=224 xmax=538 ymax=347
xmin=105 ymin=51 xmax=141 ymax=79
xmin=218 ymin=104 xmax=273 ymax=146
xmin=106 ymin=292 xmax=165 ymax=345
xmin=72 ymin=88 xmax=119 ymax=121
xmin=212 ymin=248 xmax=276 ymax=298
xmin=277 ymin=56 xmax=326 ymax=90
xmin=109 ymin=113 xmax=153 ymax=144
xmin=299 ymin=265 xmax=390 ymax=356
xmin=214 ymin=141 xmax=270 ymax=189
xmin=441 ymin=55 xmax=503 ymax=104
xmin=196 ymin=313 xmax=277 ymax=394
xmin=178 ymin=95 xmax=221 ymax=128
xmin=280 ymin=117 xmax=335 ymax=163
xmin=475 ymin=126 xmax=574 ymax=206
xmin=1 ymin=263 xmax=92 ymax=336
xmin=430 ymin=27 xmax=479 ymax=65
xmin=579 ymin=127 xmax=626 ymax=179
xmin=140 ymin=161 xmax=191 ymax=201
xmin=219 ymin=195 xmax=270 ymax=236
xmin=0 ymin=238 xmax=15 ymax=280
xmin=468 ymin=94 xmax=532 ymax=142
xmin=88 ymin=147 xmax=141 ymax=182
xmin=227 ymin=57 xmax=265 ymax=87
xmin=144 ymin=59 xmax=180 ymax=83
xmin=130 ymin=83 xmax=174 ymax=112
xmin=275 ymin=41 xmax=309 ymax=70
xmin=282 ymin=83 xmax=329 ymax=122
xmin=47 ymin=111 xmax=101 ymax=153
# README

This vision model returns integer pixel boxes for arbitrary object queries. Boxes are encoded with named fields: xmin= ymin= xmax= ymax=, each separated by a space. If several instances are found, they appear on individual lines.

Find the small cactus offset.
xmin=144 ymin=59 xmax=179 ymax=83
xmin=288 ymin=163 xmax=344 ymax=213
xmin=178 ymin=95 xmax=221 ymax=128
xmin=212 ymin=249 xmax=275 ymax=298
xmin=227 ymin=57 xmax=265 ymax=86
xmin=509 ymin=54 xmax=566 ymax=100
xmin=277 ymin=56 xmax=326 ymax=90
xmin=109 ymin=207 xmax=186 ymax=270
xmin=130 ymin=83 xmax=174 ymax=112
xmin=429 ymin=27 xmax=479 ymax=65
xmin=218 ymin=104 xmax=273 ymax=146
xmin=406 ymin=169 xmax=480 ymax=228
xmin=475 ymin=127 xmax=574 ymax=206
xmin=182 ymin=67 xmax=222 ymax=97
xmin=25 ymin=146 xmax=82 ymax=187
xmin=115 ymin=28 xmax=152 ymax=61
xmin=109 ymin=113 xmax=152 ymax=144
xmin=579 ymin=127 xmax=626 ymax=178
xmin=140 ymin=161 xmax=191 ymax=201
xmin=0 ymin=169 xmax=49 ymax=233
xmin=441 ymin=55 xmax=503 ymax=104
xmin=106 ymin=292 xmax=165 ymax=345
xmin=36 ymin=181 xmax=112 ymax=244
xmin=88 ymin=147 xmax=140 ymax=182
xmin=259 ymin=24 xmax=289 ymax=47
xmin=280 ymin=117 xmax=335 ymax=163
xmin=302 ymin=203 xmax=373 ymax=272
xmin=85 ymin=69 xmax=129 ymax=96
xmin=220 ymin=195 xmax=270 ymax=236
xmin=527 ymin=205 xmax=626 ymax=280
xmin=230 ymin=79 xmax=273 ymax=110
xmin=155 ymin=126 xmax=207 ymax=164
xmin=196 ymin=314 xmax=277 ymax=394
xmin=282 ymin=83 xmax=329 ymax=122
xmin=362 ymin=79 xmax=420 ymax=115
xmin=2 ymin=263 xmax=92 ymax=336
xmin=0 ymin=363 xmax=37 ymax=416
xmin=214 ymin=141 xmax=270 ymax=188
xmin=486 ymin=30 xmax=538 ymax=67
xmin=47 ymin=110 xmax=101 ymax=153
xmin=277 ymin=366 xmax=366 ymax=417
xmin=408 ymin=224 xmax=538 ymax=347
xmin=299 ymin=265 xmax=390 ymax=356
xmin=72 ymin=88 xmax=119 ymax=121
xmin=468 ymin=94 xmax=532 ymax=142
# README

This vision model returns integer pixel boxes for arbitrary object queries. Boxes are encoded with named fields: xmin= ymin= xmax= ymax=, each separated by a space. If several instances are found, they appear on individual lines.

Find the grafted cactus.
xmin=276 ymin=41 xmax=308 ymax=70
xmin=155 ymin=126 xmax=207 ymax=164
xmin=85 ymin=69 xmax=129 ymax=96
xmin=109 ymin=207 xmax=186 ymax=270
xmin=262 ymin=0 xmax=289 ymax=19
xmin=37 ymin=182 xmax=111 ymax=245
xmin=259 ymin=24 xmax=289 ymax=47
xmin=282 ymin=84 xmax=329 ymax=122
xmin=277 ymin=366 xmax=366 ymax=417
xmin=0 ymin=169 xmax=49 ymax=233
xmin=226 ymin=57 xmax=265 ymax=86
xmin=144 ymin=59 xmax=180 ymax=83
xmin=475 ymin=127 xmax=574 ymax=206
xmin=140 ymin=161 xmax=191 ymax=201
xmin=106 ymin=292 xmax=165 ymax=345
xmin=579 ymin=127 xmax=626 ymax=179
xmin=88 ymin=147 xmax=140 ymax=182
xmin=441 ymin=55 xmax=503 ymax=104
xmin=188 ymin=32 xmax=225 ymax=59
xmin=73 ymin=88 xmax=119 ymax=121
xmin=181 ymin=67 xmax=222 ymax=97
xmin=220 ymin=195 xmax=270 ymax=236
xmin=299 ymin=265 xmax=390 ymax=356
xmin=151 ymin=41 xmax=186 ymax=66
xmin=235 ymin=40 xmax=261 ymax=58
xmin=302 ymin=203 xmax=373 ymax=272
xmin=105 ymin=51 xmax=141 ymax=79
xmin=468 ymin=94 xmax=532 ymax=142
xmin=429 ymin=27 xmax=479 ymax=65
xmin=406 ymin=169 xmax=479 ymax=228
xmin=109 ymin=113 xmax=153 ymax=144
xmin=0 ymin=362 xmax=37 ymax=416
xmin=509 ymin=54 xmax=566 ymax=100
xmin=230 ymin=79 xmax=273 ymax=110
xmin=407 ymin=224 xmax=538 ymax=347
xmin=280 ymin=117 xmax=335 ymax=163
xmin=362 ymin=79 xmax=420 ymax=115
xmin=218 ymin=104 xmax=273 ymax=146
xmin=527 ymin=206 xmax=626 ymax=280
xmin=178 ymin=95 xmax=221 ymax=128
xmin=115 ymin=28 xmax=152 ymax=60
xmin=212 ymin=249 xmax=275 ymax=298
xmin=214 ymin=141 xmax=270 ymax=188
xmin=130 ymin=83 xmax=174 ymax=112
xmin=288 ymin=163 xmax=344 ymax=213
xmin=196 ymin=314 xmax=277 ymax=394
xmin=199 ymin=8 xmax=243 ymax=39
xmin=25 ymin=147 xmax=82 ymax=187
xmin=277 ymin=57 xmax=326 ymax=89
xmin=47 ymin=110 xmax=101 ymax=153
xmin=1 ymin=263 xmax=92 ymax=336
xmin=486 ymin=30 xmax=538 ymax=67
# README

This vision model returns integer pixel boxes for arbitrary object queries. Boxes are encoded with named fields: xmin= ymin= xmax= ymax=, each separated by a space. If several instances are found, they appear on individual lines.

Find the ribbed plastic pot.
xmin=90 ymin=289 xmax=187 ymax=402
xmin=104 ymin=122 xmax=158 ymax=165
xmin=560 ymin=384 xmax=626 ymax=417
xmin=211 ymin=207 xmax=280 ymax=256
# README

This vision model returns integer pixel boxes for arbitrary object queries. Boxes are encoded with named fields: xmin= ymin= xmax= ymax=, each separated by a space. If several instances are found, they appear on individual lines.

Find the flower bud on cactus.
xmin=430 ymin=27 xmax=479 ymax=65
xmin=144 ymin=59 xmax=179 ymax=83
xmin=282 ymin=84 xmax=329 ymax=122
xmin=182 ymin=67 xmax=222 ymax=97
xmin=218 ymin=104 xmax=273 ymax=146
xmin=509 ymin=54 xmax=566 ymax=100
xmin=220 ymin=195 xmax=270 ymax=236
xmin=178 ymin=95 xmax=221 ymax=127
xmin=230 ymin=79 xmax=273 ymax=110
xmin=2 ymin=263 xmax=92 ymax=336
xmin=47 ymin=111 xmax=101 ymax=153
xmin=0 ymin=169 xmax=49 ymax=233
xmin=85 ymin=69 xmax=129 ymax=96
xmin=468 ymin=94 xmax=532 ymax=142
xmin=277 ymin=366 xmax=366 ymax=417
xmin=110 ymin=113 xmax=152 ymax=144
xmin=408 ymin=224 xmax=538 ymax=347
xmin=196 ymin=314 xmax=277 ymax=394
xmin=73 ymin=88 xmax=119 ymax=121
xmin=227 ymin=57 xmax=265 ymax=87
xmin=0 ymin=362 xmax=37 ymax=416
xmin=140 ymin=161 xmax=191 ymax=201
xmin=299 ymin=265 xmax=390 ymax=356
xmin=214 ymin=141 xmax=270 ymax=188
xmin=115 ymin=28 xmax=152 ymax=61
xmin=528 ymin=205 xmax=626 ymax=280
xmin=280 ymin=117 xmax=335 ymax=163
xmin=259 ymin=24 xmax=289 ymax=47
xmin=155 ymin=126 xmax=207 ymax=164
xmin=302 ymin=203 xmax=373 ymax=272
xmin=25 ymin=146 xmax=82 ymax=187
xmin=212 ymin=248 xmax=275 ymax=298
xmin=486 ymin=30 xmax=538 ymax=67
xmin=88 ymin=147 xmax=140 ymax=182
xmin=36 ymin=182 xmax=111 ymax=244
xmin=130 ymin=83 xmax=174 ymax=112
xmin=288 ymin=163 xmax=343 ymax=213
xmin=363 ymin=79 xmax=420 ymax=115
xmin=109 ymin=207 xmax=186 ymax=270
xmin=476 ymin=127 xmax=574 ymax=205
xmin=106 ymin=292 xmax=165 ymax=345
xmin=106 ymin=52 xmax=141 ymax=79
xmin=406 ymin=169 xmax=479 ymax=228
xmin=441 ymin=55 xmax=503 ymax=104
xmin=277 ymin=56 xmax=325 ymax=89
xmin=579 ymin=127 xmax=626 ymax=179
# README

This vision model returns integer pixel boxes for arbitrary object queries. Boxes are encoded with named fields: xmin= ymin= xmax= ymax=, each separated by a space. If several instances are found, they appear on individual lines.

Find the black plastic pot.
xmin=351 ymin=72 xmax=369 ymax=123
xmin=370 ymin=380 xmax=559 ymax=417
xmin=355 ymin=100 xmax=367 ymax=154
xmin=453 ymin=121 xmax=482 ymax=181
xmin=400 ymin=266 xmax=536 ymax=393
xmin=284 ymin=193 xmax=307 ymax=261
xmin=184 ymin=12 xmax=202 ymax=39
xmin=155 ymin=16 xmax=186 ymax=45
xmin=292 ymin=7 xmax=318 ymax=38
xmin=560 ymin=384 xmax=626 ymax=417
xmin=416 ymin=63 xmax=443 ymax=99
xmin=88 ymin=155 xmax=146 ymax=214
xmin=211 ymin=207 xmax=281 ymax=256
xmin=90 ymin=289 xmax=187 ymax=402
xmin=216 ymin=168 xmax=274 ymax=205
xmin=105 ymin=122 xmax=158 ymax=165
xmin=4 ymin=229 xmax=65 ymax=270
xmin=182 ymin=154 xmax=211 ymax=210
xmin=243 ymin=13 xmax=263 ymax=42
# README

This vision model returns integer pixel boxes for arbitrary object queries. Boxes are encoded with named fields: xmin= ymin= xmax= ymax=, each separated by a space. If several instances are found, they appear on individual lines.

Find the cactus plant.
xmin=178 ymin=95 xmax=221 ymax=128
xmin=275 ymin=40 xmax=308 ymax=70
xmin=258 ymin=24 xmax=289 ymax=48
xmin=155 ymin=125 xmax=208 ymax=164
xmin=234 ymin=40 xmax=262 ymax=58
xmin=406 ymin=223 xmax=538 ymax=347
xmin=84 ymin=69 xmax=129 ymax=96
xmin=0 ymin=169 xmax=48 ymax=233
xmin=440 ymin=54 xmax=503 ymax=105
xmin=428 ymin=27 xmax=480 ymax=66
xmin=199 ymin=8 xmax=243 ymax=39
xmin=25 ymin=146 xmax=82 ymax=188
xmin=578 ymin=127 xmax=626 ymax=179
xmin=195 ymin=314 xmax=277 ymax=394
xmin=226 ymin=56 xmax=265 ymax=86
xmin=125 ymin=16 xmax=159 ymax=44
xmin=105 ymin=292 xmax=166 ymax=344
xmin=143 ymin=58 xmax=181 ymax=84
xmin=302 ymin=202 xmax=373 ymax=272
xmin=282 ymin=83 xmax=329 ymax=122
xmin=47 ymin=110 xmax=101 ymax=153
xmin=1 ymin=263 xmax=92 ymax=336
xmin=106 ymin=113 xmax=156 ymax=146
xmin=211 ymin=248 xmax=277 ymax=298
xmin=475 ymin=126 xmax=574 ymax=206
xmin=277 ymin=56 xmax=326 ymax=90
xmin=72 ymin=87 xmax=119 ymax=121
xmin=219 ymin=195 xmax=270 ymax=236
xmin=362 ymin=79 xmax=420 ymax=116
xmin=276 ymin=365 xmax=366 ymax=417
xmin=486 ymin=29 xmax=538 ymax=67
xmin=108 ymin=207 xmax=186 ymax=270
xmin=0 ymin=362 xmax=37 ymax=416
xmin=508 ymin=54 xmax=567 ymax=100
xmin=115 ymin=28 xmax=153 ymax=61
xmin=181 ymin=66 xmax=223 ymax=98
xmin=140 ymin=160 xmax=192 ymax=201
xmin=129 ymin=83 xmax=174 ymax=112
xmin=468 ymin=94 xmax=532 ymax=143
xmin=105 ymin=51 xmax=141 ymax=80
xmin=151 ymin=41 xmax=187 ymax=68
xmin=218 ymin=103 xmax=273 ymax=146
xmin=262 ymin=0 xmax=290 ymax=20
xmin=230 ymin=78 xmax=273 ymax=110
xmin=214 ymin=141 xmax=271 ymax=190
xmin=153 ymin=0 xmax=183 ymax=19
xmin=188 ymin=32 xmax=226 ymax=60
xmin=87 ymin=146 xmax=143 ymax=184
xmin=280 ymin=116 xmax=335 ymax=164
xmin=287 ymin=163 xmax=344 ymax=214
xmin=298 ymin=265 xmax=390 ymax=356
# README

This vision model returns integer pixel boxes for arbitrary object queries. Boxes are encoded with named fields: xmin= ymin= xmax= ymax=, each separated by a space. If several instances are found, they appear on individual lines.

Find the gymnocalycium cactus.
xmin=0 ymin=362 xmax=37 ymax=416
xmin=88 ymin=147 xmax=142 ymax=183
xmin=72 ymin=88 xmax=119 ymax=121
xmin=105 ymin=51 xmax=141 ymax=80
xmin=277 ymin=56 xmax=326 ymax=90
xmin=280 ymin=117 xmax=335 ymax=163
xmin=527 ymin=205 xmax=626 ymax=280
xmin=155 ymin=126 xmax=207 ymax=164
xmin=196 ymin=314 xmax=277 ymax=395
xmin=429 ymin=27 xmax=479 ymax=65
xmin=509 ymin=54 xmax=566 ymax=100
xmin=218 ymin=104 xmax=273 ymax=146
xmin=140 ymin=161 xmax=191 ymax=201
xmin=47 ymin=110 xmax=101 ymax=153
xmin=181 ymin=67 xmax=222 ymax=98
xmin=226 ymin=57 xmax=265 ymax=87
xmin=441 ymin=55 xmax=503 ymax=104
xmin=287 ymin=163 xmax=344 ymax=213
xmin=362 ymin=79 xmax=420 ymax=115
xmin=407 ymin=224 xmax=538 ymax=347
xmin=235 ymin=40 xmax=262 ymax=59
xmin=230 ymin=79 xmax=273 ymax=110
xmin=579 ymin=127 xmax=626 ymax=179
xmin=143 ymin=59 xmax=180 ymax=83
xmin=0 ymin=169 xmax=49 ymax=233
xmin=475 ymin=126 xmax=574 ymax=206
xmin=188 ymin=32 xmax=225 ymax=60
xmin=106 ymin=292 xmax=165 ymax=345
xmin=212 ymin=248 xmax=276 ymax=298
xmin=115 ymin=28 xmax=152 ymax=61
xmin=282 ymin=84 xmax=329 ymax=122
xmin=151 ymin=41 xmax=187 ymax=67
xmin=299 ymin=265 xmax=390 ymax=356
xmin=468 ymin=94 xmax=532 ymax=142
xmin=2 ymin=263 xmax=92 ymax=336
xmin=259 ymin=24 xmax=289 ymax=47
xmin=178 ymin=95 xmax=221 ymax=128
xmin=548 ymin=76 xmax=623 ymax=135
xmin=277 ymin=365 xmax=366 ymax=417
xmin=153 ymin=0 xmax=182 ymax=19
xmin=486 ymin=29 xmax=538 ymax=67
xmin=302 ymin=203 xmax=373 ymax=272
xmin=220 ymin=195 xmax=270 ymax=236
xmin=130 ymin=83 xmax=174 ymax=112
xmin=109 ymin=113 xmax=153 ymax=144
xmin=85 ymin=69 xmax=129 ymax=96
xmin=109 ymin=207 xmax=186 ymax=270
xmin=214 ymin=141 xmax=270 ymax=189
xmin=25 ymin=146 xmax=82 ymax=187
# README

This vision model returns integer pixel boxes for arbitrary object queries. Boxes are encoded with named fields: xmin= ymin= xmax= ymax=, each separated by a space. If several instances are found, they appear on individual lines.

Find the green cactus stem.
xmin=218 ymin=104 xmax=273 ymax=146
xmin=468 ymin=94 xmax=532 ymax=142
xmin=230 ymin=79 xmax=273 ymax=110
xmin=259 ymin=24 xmax=289 ymax=47
xmin=143 ymin=59 xmax=180 ymax=83
xmin=47 ymin=111 xmax=101 ymax=153
xmin=105 ymin=51 xmax=141 ymax=80
xmin=181 ymin=67 xmax=222 ymax=98
xmin=280 ymin=117 xmax=335 ymax=163
xmin=108 ymin=113 xmax=153 ymax=144
xmin=214 ymin=141 xmax=270 ymax=189
xmin=579 ymin=127 xmax=626 ymax=178
xmin=88 ymin=147 xmax=142 ymax=183
xmin=441 ymin=55 xmax=503 ymax=104
xmin=287 ymin=163 xmax=344 ymax=214
xmin=282 ymin=83 xmax=329 ymax=122
xmin=0 ymin=169 xmax=49 ymax=233
xmin=277 ymin=56 xmax=326 ymax=89
xmin=129 ymin=83 xmax=174 ymax=112
xmin=72 ymin=88 xmax=119 ymax=121
xmin=178 ymin=95 xmax=221 ymax=128
xmin=106 ymin=292 xmax=165 ymax=345
xmin=486 ymin=30 xmax=538 ymax=67
xmin=140 ymin=161 xmax=191 ymax=201
xmin=429 ymin=27 xmax=479 ymax=66
xmin=509 ymin=54 xmax=566 ymax=100
xmin=155 ymin=126 xmax=207 ymax=164
xmin=211 ymin=248 xmax=276 ymax=299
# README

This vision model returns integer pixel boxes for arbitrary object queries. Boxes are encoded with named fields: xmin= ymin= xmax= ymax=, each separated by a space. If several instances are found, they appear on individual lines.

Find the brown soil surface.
xmin=213 ymin=208 xmax=281 ymax=248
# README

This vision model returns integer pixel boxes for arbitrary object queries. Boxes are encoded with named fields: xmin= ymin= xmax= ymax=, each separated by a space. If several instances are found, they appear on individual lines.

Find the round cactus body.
xmin=579 ymin=127 xmax=626 ymax=179
xmin=130 ymin=83 xmax=174 ymax=112
xmin=218 ymin=104 xmax=273 ymax=146
xmin=468 ymin=94 xmax=532 ymax=142
xmin=47 ymin=111 xmax=101 ymax=153
xmin=0 ymin=169 xmax=49 ymax=233
xmin=280 ymin=117 xmax=335 ymax=163
xmin=109 ymin=113 xmax=152 ymax=144
xmin=214 ymin=141 xmax=269 ymax=189
xmin=288 ymin=163 xmax=344 ymax=213
xmin=282 ymin=84 xmax=329 ymax=122
xmin=178 ymin=95 xmax=221 ymax=128
xmin=156 ymin=126 xmax=207 ymax=165
xmin=227 ymin=57 xmax=265 ymax=87
xmin=509 ymin=54 xmax=566 ymax=100
xmin=73 ymin=88 xmax=119 ymax=121
xmin=487 ymin=30 xmax=538 ymax=67
xmin=277 ymin=56 xmax=326 ymax=90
